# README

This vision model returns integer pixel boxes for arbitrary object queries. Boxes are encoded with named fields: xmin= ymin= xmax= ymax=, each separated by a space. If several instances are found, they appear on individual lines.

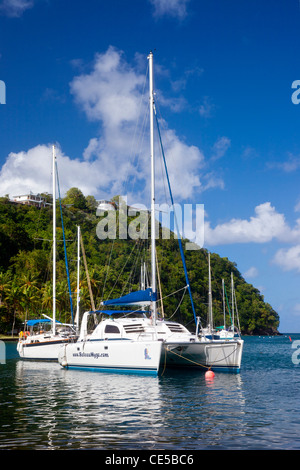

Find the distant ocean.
xmin=0 ymin=335 xmax=299 ymax=451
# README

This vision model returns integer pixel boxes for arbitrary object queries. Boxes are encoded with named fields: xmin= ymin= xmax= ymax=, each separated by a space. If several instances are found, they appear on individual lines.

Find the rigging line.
xmin=153 ymin=100 xmax=171 ymax=207
xmin=100 ymin=238 xmax=115 ymax=305
xmin=159 ymin=285 xmax=188 ymax=301
xmin=32 ymin=200 xmax=44 ymax=251
xmin=34 ymin=238 xmax=73 ymax=242
xmin=121 ymin=212 xmax=150 ymax=295
xmin=40 ymin=242 xmax=53 ymax=308
xmin=99 ymin=204 xmax=150 ymax=306
xmin=155 ymin=249 xmax=164 ymax=319
xmin=102 ymin=235 xmax=140 ymax=302
xmin=163 ymin=286 xmax=187 ymax=321
xmin=80 ymin=234 xmax=95 ymax=312
xmin=224 ymin=283 xmax=232 ymax=323
xmin=234 ymin=289 xmax=241 ymax=332
xmin=122 ymin=63 xmax=149 ymax=196
xmin=164 ymin=343 xmax=239 ymax=369
xmin=121 ymin=239 xmax=144 ymax=296
xmin=153 ymin=105 xmax=198 ymax=326
xmin=163 ymin=346 xmax=209 ymax=370
xmin=33 ymin=157 xmax=53 ymax=251
xmin=120 ymin=305 xmax=148 ymax=317
xmin=124 ymin=106 xmax=149 ymax=197
xmin=108 ymin=211 xmax=151 ymax=299
xmin=130 ymin=62 xmax=149 ymax=159
xmin=207 ymin=344 xmax=239 ymax=365
xmin=97 ymin=237 xmax=115 ymax=303
xmin=209 ymin=253 xmax=230 ymax=312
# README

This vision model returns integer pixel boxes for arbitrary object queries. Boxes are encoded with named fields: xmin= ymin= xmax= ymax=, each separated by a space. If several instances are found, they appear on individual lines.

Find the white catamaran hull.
xmin=162 ymin=339 xmax=244 ymax=372
xmin=58 ymin=339 xmax=163 ymax=375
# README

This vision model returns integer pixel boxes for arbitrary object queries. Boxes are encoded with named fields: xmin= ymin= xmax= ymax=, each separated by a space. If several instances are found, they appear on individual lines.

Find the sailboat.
xmin=58 ymin=52 xmax=243 ymax=374
xmin=215 ymin=273 xmax=241 ymax=339
xmin=201 ymin=255 xmax=240 ymax=339
xmin=17 ymin=146 xmax=77 ymax=360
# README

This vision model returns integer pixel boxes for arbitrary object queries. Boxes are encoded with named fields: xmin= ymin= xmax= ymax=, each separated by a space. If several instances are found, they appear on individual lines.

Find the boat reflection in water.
xmin=14 ymin=360 xmax=246 ymax=450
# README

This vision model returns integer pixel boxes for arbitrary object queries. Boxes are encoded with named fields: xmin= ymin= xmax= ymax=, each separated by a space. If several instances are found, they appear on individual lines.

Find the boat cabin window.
xmin=29 ymin=322 xmax=52 ymax=335
xmin=104 ymin=325 xmax=120 ymax=334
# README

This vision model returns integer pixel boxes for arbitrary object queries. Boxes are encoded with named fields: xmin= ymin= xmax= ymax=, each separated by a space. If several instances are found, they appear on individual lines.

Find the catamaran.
xmin=17 ymin=146 xmax=77 ymax=360
xmin=58 ymin=52 xmax=243 ymax=375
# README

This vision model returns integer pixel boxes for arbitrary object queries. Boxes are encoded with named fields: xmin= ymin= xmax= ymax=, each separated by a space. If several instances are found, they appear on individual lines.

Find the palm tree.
xmin=19 ymin=272 xmax=40 ymax=320
xmin=0 ymin=271 xmax=12 ymax=308
xmin=41 ymin=281 xmax=53 ymax=315
xmin=56 ymin=279 xmax=72 ymax=324
xmin=0 ymin=271 xmax=13 ymax=333
xmin=4 ymin=280 xmax=23 ymax=336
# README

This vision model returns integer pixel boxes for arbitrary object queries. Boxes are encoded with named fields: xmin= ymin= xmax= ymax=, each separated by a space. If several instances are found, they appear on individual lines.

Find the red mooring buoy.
xmin=205 ymin=370 xmax=215 ymax=379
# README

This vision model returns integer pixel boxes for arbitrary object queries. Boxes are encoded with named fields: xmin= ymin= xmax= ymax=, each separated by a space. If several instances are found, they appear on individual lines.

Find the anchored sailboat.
xmin=58 ymin=52 xmax=243 ymax=374
xmin=17 ymin=146 xmax=77 ymax=360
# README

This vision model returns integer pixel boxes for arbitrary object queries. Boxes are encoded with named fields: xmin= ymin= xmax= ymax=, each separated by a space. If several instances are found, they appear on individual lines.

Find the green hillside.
xmin=0 ymin=191 xmax=280 ymax=335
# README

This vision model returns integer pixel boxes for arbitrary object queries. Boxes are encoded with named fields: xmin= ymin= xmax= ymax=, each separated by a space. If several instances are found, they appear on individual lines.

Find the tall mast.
xmin=75 ymin=225 xmax=81 ymax=331
xmin=208 ymin=252 xmax=213 ymax=332
xmin=148 ymin=51 xmax=157 ymax=324
xmin=231 ymin=272 xmax=235 ymax=331
xmin=52 ymin=145 xmax=56 ymax=335
xmin=222 ymin=278 xmax=226 ymax=329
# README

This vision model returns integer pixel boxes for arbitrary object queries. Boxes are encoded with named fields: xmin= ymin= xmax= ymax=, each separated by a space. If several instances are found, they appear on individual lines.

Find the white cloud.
xmin=71 ymin=47 xmax=144 ymax=126
xmin=0 ymin=46 xmax=212 ymax=203
xmin=0 ymin=0 xmax=34 ymax=17
xmin=154 ymin=122 xmax=205 ymax=199
xmin=294 ymin=200 xmax=300 ymax=212
xmin=211 ymin=136 xmax=231 ymax=161
xmin=149 ymin=0 xmax=190 ymax=19
xmin=70 ymin=46 xmax=209 ymax=202
xmin=204 ymin=202 xmax=300 ymax=246
xmin=243 ymin=266 xmax=259 ymax=279
xmin=0 ymin=144 xmax=102 ymax=198
xmin=273 ymin=245 xmax=300 ymax=273
xmin=292 ymin=303 xmax=300 ymax=316
xmin=199 ymin=97 xmax=215 ymax=118
xmin=268 ymin=153 xmax=300 ymax=173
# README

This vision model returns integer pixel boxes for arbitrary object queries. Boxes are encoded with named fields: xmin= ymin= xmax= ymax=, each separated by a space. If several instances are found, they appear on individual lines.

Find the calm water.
xmin=0 ymin=335 xmax=300 ymax=450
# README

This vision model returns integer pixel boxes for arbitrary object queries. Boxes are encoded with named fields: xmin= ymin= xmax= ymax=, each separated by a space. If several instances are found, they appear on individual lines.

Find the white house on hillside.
xmin=12 ymin=192 xmax=49 ymax=208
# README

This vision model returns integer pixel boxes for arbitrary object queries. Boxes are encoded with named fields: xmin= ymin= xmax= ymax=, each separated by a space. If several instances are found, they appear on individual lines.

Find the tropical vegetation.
xmin=0 ymin=190 xmax=280 ymax=336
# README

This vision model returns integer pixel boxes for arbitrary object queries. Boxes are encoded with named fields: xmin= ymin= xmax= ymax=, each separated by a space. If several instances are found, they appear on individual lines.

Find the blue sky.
xmin=1 ymin=0 xmax=300 ymax=332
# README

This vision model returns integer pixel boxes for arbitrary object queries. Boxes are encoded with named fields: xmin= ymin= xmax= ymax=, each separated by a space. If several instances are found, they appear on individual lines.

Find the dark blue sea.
xmin=0 ymin=335 xmax=300 ymax=451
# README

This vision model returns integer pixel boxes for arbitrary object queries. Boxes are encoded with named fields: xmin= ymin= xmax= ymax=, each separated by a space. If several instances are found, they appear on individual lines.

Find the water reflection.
xmin=14 ymin=361 xmax=164 ymax=449
xmin=157 ymin=370 xmax=246 ymax=449
xmin=59 ymin=366 xmax=164 ymax=449
xmin=1 ymin=336 xmax=299 ymax=450
xmin=9 ymin=361 xmax=250 ymax=450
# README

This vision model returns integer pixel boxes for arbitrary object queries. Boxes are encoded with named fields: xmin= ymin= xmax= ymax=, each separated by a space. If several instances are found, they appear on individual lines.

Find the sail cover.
xmin=93 ymin=310 xmax=146 ymax=316
xmin=102 ymin=288 xmax=157 ymax=306
xmin=26 ymin=319 xmax=61 ymax=326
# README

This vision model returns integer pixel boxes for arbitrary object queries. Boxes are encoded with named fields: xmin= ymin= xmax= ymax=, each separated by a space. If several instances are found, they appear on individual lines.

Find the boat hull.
xmin=58 ymin=339 xmax=163 ymax=375
xmin=17 ymin=337 xmax=76 ymax=361
xmin=161 ymin=339 xmax=244 ymax=373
